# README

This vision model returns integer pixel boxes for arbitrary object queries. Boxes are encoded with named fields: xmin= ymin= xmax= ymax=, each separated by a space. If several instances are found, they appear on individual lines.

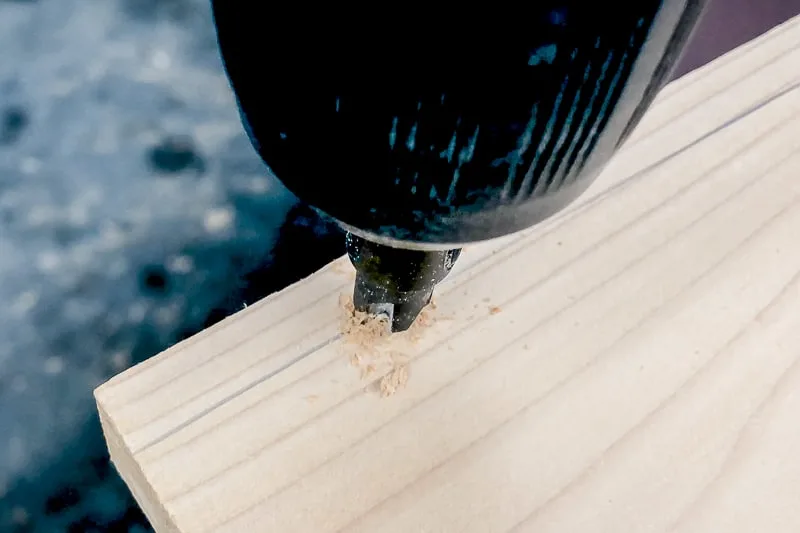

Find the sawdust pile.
xmin=338 ymin=294 xmax=435 ymax=397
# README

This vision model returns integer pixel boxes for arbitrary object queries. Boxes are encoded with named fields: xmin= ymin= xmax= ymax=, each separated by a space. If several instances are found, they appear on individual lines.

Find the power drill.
xmin=211 ymin=1 xmax=707 ymax=331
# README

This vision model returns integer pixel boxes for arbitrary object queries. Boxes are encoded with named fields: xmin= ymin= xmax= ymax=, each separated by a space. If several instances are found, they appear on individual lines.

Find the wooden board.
xmin=95 ymin=16 xmax=800 ymax=533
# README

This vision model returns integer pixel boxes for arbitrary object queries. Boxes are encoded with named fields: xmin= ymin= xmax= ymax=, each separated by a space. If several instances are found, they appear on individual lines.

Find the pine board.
xmin=95 ymin=15 xmax=800 ymax=533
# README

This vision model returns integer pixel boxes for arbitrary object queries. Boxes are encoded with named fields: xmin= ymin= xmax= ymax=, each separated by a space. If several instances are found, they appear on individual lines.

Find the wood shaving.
xmin=380 ymin=363 xmax=409 ymax=397
xmin=338 ymin=293 xmax=435 ymax=397
xmin=339 ymin=294 xmax=391 ymax=349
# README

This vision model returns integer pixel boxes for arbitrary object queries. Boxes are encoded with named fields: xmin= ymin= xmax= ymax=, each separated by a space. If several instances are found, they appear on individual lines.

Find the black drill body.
xmin=211 ymin=1 xmax=708 ymax=330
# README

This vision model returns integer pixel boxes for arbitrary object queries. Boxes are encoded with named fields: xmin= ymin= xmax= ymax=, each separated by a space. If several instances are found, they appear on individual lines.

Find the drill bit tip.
xmin=346 ymin=232 xmax=460 ymax=332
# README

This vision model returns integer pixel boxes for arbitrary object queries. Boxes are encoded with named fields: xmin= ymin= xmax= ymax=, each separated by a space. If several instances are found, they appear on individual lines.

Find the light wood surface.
xmin=95 ymin=16 xmax=800 ymax=533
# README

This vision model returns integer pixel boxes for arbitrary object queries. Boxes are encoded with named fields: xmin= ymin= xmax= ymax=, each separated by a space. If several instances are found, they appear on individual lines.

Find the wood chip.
xmin=339 ymin=294 xmax=391 ymax=349
xmin=338 ymin=293 xmax=435 ymax=397
xmin=380 ymin=364 xmax=409 ymax=397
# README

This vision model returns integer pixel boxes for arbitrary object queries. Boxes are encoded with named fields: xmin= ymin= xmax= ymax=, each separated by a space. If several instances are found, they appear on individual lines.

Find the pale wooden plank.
xmin=96 ymin=17 xmax=800 ymax=533
xmin=627 ymin=14 xmax=800 ymax=142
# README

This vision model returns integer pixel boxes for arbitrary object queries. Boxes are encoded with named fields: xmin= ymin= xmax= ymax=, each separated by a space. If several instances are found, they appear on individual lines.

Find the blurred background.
xmin=0 ymin=0 xmax=797 ymax=531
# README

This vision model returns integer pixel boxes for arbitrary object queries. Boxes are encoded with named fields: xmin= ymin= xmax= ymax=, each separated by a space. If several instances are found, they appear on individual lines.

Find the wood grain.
xmin=95 ymin=15 xmax=800 ymax=533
